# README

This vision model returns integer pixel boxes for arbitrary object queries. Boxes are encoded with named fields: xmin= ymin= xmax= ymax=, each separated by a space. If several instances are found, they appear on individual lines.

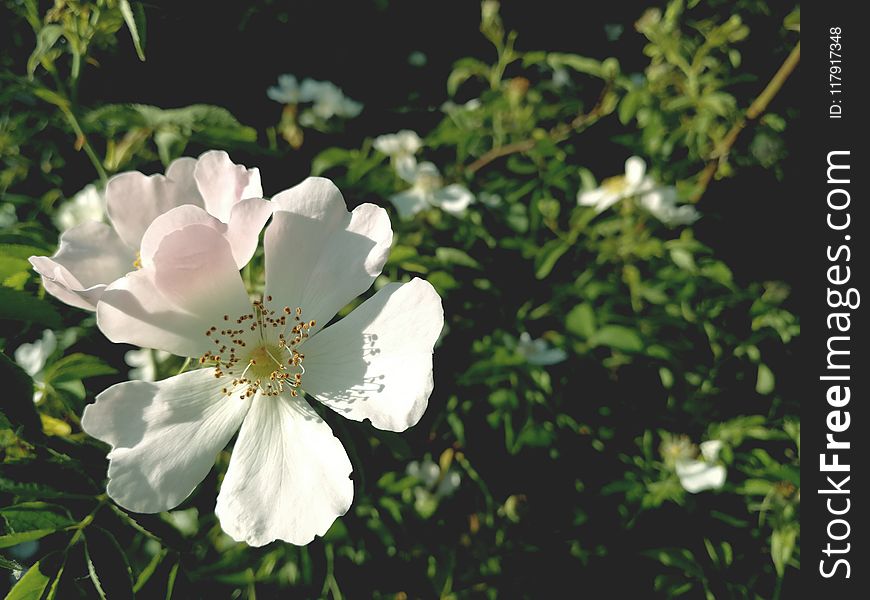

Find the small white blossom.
xmin=267 ymin=74 xmax=303 ymax=104
xmin=14 ymin=330 xmax=57 ymax=403
xmin=578 ymin=156 xmax=655 ymax=213
xmin=516 ymin=332 xmax=567 ymax=366
xmin=373 ymin=130 xmax=423 ymax=181
xmin=675 ymin=439 xmax=727 ymax=494
xmin=639 ymin=187 xmax=700 ymax=226
xmin=407 ymin=455 xmax=461 ymax=517
xmin=300 ymin=79 xmax=363 ymax=119
xmin=389 ymin=162 xmax=474 ymax=219
xmin=54 ymin=184 xmax=106 ymax=232
xmin=578 ymin=156 xmax=699 ymax=226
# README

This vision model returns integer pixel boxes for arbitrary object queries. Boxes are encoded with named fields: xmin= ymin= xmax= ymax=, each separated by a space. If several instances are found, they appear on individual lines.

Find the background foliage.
xmin=2 ymin=0 xmax=800 ymax=597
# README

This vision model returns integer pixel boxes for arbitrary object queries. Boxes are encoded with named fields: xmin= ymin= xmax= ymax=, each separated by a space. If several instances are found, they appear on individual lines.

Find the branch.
xmin=465 ymin=81 xmax=614 ymax=176
xmin=691 ymin=41 xmax=801 ymax=202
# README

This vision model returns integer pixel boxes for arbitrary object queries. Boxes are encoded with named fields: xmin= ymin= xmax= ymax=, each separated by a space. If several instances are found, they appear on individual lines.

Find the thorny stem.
xmin=466 ymin=80 xmax=614 ymax=175
xmin=691 ymin=41 xmax=801 ymax=202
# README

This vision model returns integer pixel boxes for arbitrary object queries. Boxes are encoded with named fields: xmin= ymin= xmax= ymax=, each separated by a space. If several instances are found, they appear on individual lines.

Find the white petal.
xmin=431 ymin=184 xmax=474 ymax=215
xmin=700 ymin=440 xmax=723 ymax=462
xmin=106 ymin=157 xmax=202 ymax=249
xmin=676 ymin=459 xmax=727 ymax=493
xmin=30 ymin=221 xmax=137 ymax=311
xmin=624 ymin=156 xmax=647 ymax=187
xmin=14 ymin=330 xmax=57 ymax=377
xmin=215 ymin=395 xmax=353 ymax=546
xmin=577 ymin=188 xmax=617 ymax=212
xmin=389 ymin=189 xmax=429 ymax=219
xmin=97 ymin=225 xmax=250 ymax=357
xmin=193 ymin=151 xmax=263 ymax=223
xmin=265 ymin=178 xmax=392 ymax=329
xmin=303 ymin=278 xmax=443 ymax=432
xmin=394 ymin=155 xmax=419 ymax=183
xmin=81 ymin=369 xmax=250 ymax=513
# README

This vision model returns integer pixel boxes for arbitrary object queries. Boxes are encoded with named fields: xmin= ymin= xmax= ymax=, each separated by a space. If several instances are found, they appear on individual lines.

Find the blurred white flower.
xmin=390 ymin=162 xmax=474 ymax=219
xmin=374 ymin=130 xmax=423 ymax=181
xmin=552 ymin=67 xmax=571 ymax=88
xmin=14 ymin=329 xmax=56 ymax=403
xmin=676 ymin=439 xmax=727 ymax=494
xmin=300 ymin=79 xmax=363 ymax=119
xmin=441 ymin=98 xmax=482 ymax=114
xmin=54 ymin=184 xmax=106 ymax=232
xmin=124 ymin=348 xmax=171 ymax=382
xmin=579 ymin=156 xmax=699 ymax=226
xmin=267 ymin=74 xmax=303 ymax=104
xmin=578 ymin=156 xmax=654 ymax=213
xmin=0 ymin=203 xmax=17 ymax=227
xmin=639 ymin=187 xmax=700 ymax=226
xmin=407 ymin=455 xmax=461 ymax=503
xmin=516 ymin=332 xmax=567 ymax=366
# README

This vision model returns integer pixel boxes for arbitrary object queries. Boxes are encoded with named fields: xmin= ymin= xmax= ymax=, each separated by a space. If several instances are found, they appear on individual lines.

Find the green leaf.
xmin=435 ymin=247 xmax=480 ymax=269
xmin=0 ymin=287 xmax=62 ymax=328
xmin=85 ymin=526 xmax=135 ymax=600
xmin=119 ymin=0 xmax=147 ymax=61
xmin=0 ymin=352 xmax=41 ymax=436
xmin=756 ymin=363 xmax=775 ymax=395
xmin=43 ymin=353 xmax=117 ymax=384
xmin=1 ymin=502 xmax=74 ymax=534
xmin=565 ymin=303 xmax=596 ymax=338
xmin=5 ymin=552 xmax=65 ymax=600
xmin=27 ymin=25 xmax=65 ymax=77
xmin=590 ymin=325 xmax=643 ymax=353
xmin=771 ymin=525 xmax=798 ymax=576
xmin=1 ymin=554 xmax=24 ymax=572
xmin=535 ymin=239 xmax=570 ymax=279
xmin=0 ymin=528 xmax=58 ymax=548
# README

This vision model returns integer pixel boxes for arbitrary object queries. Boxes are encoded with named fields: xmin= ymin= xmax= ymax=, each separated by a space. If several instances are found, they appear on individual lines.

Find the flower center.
xmin=601 ymin=175 xmax=628 ymax=194
xmin=197 ymin=296 xmax=316 ymax=400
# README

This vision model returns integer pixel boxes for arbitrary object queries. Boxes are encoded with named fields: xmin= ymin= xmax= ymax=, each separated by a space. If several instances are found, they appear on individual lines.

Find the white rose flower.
xmin=639 ymin=187 xmax=700 ymax=226
xmin=373 ymin=130 xmax=423 ymax=181
xmin=389 ymin=162 xmax=474 ymax=219
xmin=14 ymin=329 xmax=57 ymax=403
xmin=300 ymin=79 xmax=362 ymax=119
xmin=675 ymin=439 xmax=727 ymax=494
xmin=516 ymin=332 xmax=567 ymax=366
xmin=53 ymin=184 xmax=106 ymax=232
xmin=82 ymin=177 xmax=444 ymax=546
xmin=267 ymin=74 xmax=303 ymax=104
xmin=577 ymin=156 xmax=655 ymax=213
xmin=30 ymin=151 xmax=270 ymax=311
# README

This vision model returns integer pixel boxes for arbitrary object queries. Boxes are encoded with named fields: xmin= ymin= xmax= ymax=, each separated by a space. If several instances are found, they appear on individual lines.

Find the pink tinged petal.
xmin=106 ymin=157 xmax=203 ymax=249
xmin=29 ymin=221 xmax=136 ymax=311
xmin=215 ymin=395 xmax=353 ymax=546
xmin=224 ymin=197 xmax=273 ymax=268
xmin=97 ymin=225 xmax=250 ymax=357
xmin=151 ymin=224 xmax=251 ymax=325
xmin=139 ymin=205 xmax=226 ymax=270
xmin=81 ymin=369 xmax=251 ymax=513
xmin=389 ymin=189 xmax=429 ymax=219
xmin=193 ymin=150 xmax=263 ymax=223
xmin=431 ymin=184 xmax=474 ymax=215
xmin=303 ymin=278 xmax=444 ymax=432
xmin=265 ymin=177 xmax=392 ymax=329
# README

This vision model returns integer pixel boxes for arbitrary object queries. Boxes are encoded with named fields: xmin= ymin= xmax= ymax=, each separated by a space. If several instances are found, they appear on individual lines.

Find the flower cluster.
xmin=268 ymin=75 xmax=363 ymax=120
xmin=373 ymin=130 xmax=475 ymax=219
xmin=29 ymin=152 xmax=444 ymax=546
